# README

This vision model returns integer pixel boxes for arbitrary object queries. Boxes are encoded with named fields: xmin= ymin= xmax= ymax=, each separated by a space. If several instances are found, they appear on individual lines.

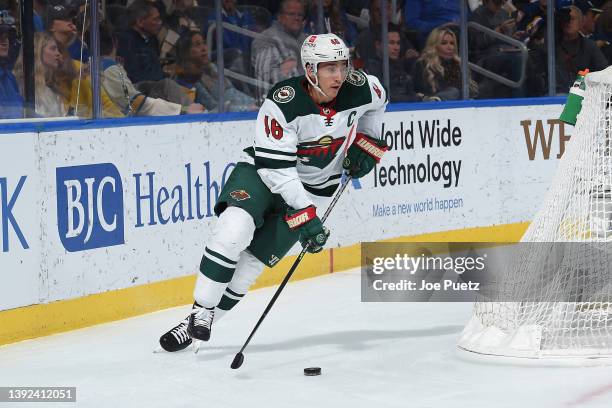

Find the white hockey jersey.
xmin=246 ymin=70 xmax=388 ymax=210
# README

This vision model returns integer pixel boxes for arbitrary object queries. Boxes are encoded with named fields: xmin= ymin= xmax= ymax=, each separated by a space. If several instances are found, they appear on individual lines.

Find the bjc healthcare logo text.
xmin=56 ymin=163 xmax=124 ymax=252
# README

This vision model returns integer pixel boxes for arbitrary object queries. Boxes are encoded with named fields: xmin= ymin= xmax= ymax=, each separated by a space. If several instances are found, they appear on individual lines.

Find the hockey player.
xmin=159 ymin=33 xmax=388 ymax=352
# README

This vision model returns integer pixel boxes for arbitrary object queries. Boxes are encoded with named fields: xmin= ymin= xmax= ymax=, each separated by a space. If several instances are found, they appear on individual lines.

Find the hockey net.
xmin=458 ymin=67 xmax=612 ymax=359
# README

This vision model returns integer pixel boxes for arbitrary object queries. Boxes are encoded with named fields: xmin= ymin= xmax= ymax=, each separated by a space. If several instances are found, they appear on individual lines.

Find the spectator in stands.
xmin=365 ymin=24 xmax=419 ymax=102
xmin=355 ymin=0 xmax=392 ymax=63
xmin=46 ymin=3 xmax=89 ymax=62
xmin=209 ymin=0 xmax=255 ymax=53
xmin=470 ymin=0 xmax=524 ymax=98
xmin=56 ymin=44 xmax=123 ymax=117
xmin=31 ymin=32 xmax=65 ymax=116
xmin=206 ymin=0 xmax=256 ymax=77
xmin=576 ymin=0 xmax=602 ymax=39
xmin=158 ymin=0 xmax=200 ymax=76
xmin=251 ymin=0 xmax=308 ymax=99
xmin=470 ymin=0 xmax=515 ymax=59
xmin=117 ymin=0 xmax=164 ymax=84
xmin=556 ymin=5 xmax=608 ymax=93
xmin=595 ymin=4 xmax=612 ymax=63
xmin=517 ymin=0 xmax=546 ymax=32
xmin=17 ymin=32 xmax=122 ymax=117
xmin=0 ymin=10 xmax=23 ymax=119
xmin=93 ymin=22 xmax=204 ymax=116
xmin=412 ymin=27 xmax=477 ymax=100
xmin=305 ymin=0 xmax=358 ymax=48
xmin=174 ymin=29 xmax=257 ymax=112
xmin=515 ymin=0 xmax=575 ymax=39
xmin=34 ymin=0 xmax=45 ymax=32
xmin=165 ymin=0 xmax=200 ymax=33
xmin=403 ymin=0 xmax=460 ymax=47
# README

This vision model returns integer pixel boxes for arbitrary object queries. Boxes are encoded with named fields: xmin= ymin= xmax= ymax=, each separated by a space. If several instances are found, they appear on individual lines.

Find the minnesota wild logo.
xmin=297 ymin=136 xmax=346 ymax=169
xmin=273 ymin=86 xmax=295 ymax=103
xmin=346 ymin=70 xmax=366 ymax=86
xmin=230 ymin=190 xmax=251 ymax=201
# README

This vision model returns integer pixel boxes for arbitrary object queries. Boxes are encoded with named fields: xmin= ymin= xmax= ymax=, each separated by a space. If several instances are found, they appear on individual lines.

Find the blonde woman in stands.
xmin=26 ymin=32 xmax=67 ymax=117
xmin=411 ymin=27 xmax=478 ymax=101
xmin=17 ymin=32 xmax=122 ymax=118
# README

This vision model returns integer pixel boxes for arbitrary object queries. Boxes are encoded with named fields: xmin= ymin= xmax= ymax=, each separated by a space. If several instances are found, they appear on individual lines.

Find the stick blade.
xmin=230 ymin=352 xmax=245 ymax=369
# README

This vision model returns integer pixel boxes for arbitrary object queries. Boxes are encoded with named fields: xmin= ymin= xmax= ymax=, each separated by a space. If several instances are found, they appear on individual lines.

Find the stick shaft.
xmin=235 ymin=176 xmax=351 ymax=355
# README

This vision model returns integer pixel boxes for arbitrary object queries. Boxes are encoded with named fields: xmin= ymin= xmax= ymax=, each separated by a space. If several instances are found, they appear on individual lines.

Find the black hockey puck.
xmin=304 ymin=367 xmax=322 ymax=376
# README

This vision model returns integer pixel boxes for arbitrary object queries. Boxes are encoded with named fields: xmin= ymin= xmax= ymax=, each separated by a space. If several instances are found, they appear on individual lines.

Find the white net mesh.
xmin=458 ymin=67 xmax=612 ymax=359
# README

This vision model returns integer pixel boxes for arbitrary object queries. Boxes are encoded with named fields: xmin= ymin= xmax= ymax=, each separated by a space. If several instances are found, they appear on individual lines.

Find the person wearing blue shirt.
xmin=209 ymin=0 xmax=255 ymax=53
xmin=0 ymin=13 xmax=23 ymax=119
xmin=207 ymin=0 xmax=255 ymax=75
xmin=404 ymin=0 xmax=460 ymax=46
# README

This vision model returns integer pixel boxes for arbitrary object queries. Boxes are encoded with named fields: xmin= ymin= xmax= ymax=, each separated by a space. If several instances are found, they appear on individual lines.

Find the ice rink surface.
xmin=2 ymin=268 xmax=612 ymax=408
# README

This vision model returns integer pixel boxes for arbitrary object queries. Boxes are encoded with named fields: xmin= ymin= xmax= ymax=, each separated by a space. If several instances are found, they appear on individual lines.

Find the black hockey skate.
xmin=158 ymin=303 xmax=200 ymax=352
xmin=187 ymin=306 xmax=215 ymax=353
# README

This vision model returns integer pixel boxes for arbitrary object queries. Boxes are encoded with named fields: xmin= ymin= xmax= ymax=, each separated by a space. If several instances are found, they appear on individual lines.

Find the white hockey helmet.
xmin=301 ymin=33 xmax=351 ymax=96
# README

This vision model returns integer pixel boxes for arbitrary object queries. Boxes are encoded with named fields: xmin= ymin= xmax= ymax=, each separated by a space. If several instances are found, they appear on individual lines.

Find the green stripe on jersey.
xmin=255 ymin=156 xmax=297 ymax=170
xmin=305 ymin=173 xmax=342 ymax=187
xmin=303 ymin=183 xmax=340 ymax=197
xmin=255 ymin=147 xmax=296 ymax=157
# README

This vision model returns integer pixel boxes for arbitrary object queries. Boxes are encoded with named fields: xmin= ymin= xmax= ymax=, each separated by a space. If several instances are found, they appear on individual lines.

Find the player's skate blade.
xmin=193 ymin=339 xmax=203 ymax=354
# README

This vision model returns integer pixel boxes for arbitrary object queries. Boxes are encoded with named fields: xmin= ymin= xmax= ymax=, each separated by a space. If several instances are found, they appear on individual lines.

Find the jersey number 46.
xmin=264 ymin=116 xmax=284 ymax=140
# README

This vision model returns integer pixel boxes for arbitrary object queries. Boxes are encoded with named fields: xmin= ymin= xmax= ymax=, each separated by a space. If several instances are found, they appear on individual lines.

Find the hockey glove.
xmin=285 ymin=205 xmax=330 ymax=253
xmin=343 ymin=133 xmax=388 ymax=179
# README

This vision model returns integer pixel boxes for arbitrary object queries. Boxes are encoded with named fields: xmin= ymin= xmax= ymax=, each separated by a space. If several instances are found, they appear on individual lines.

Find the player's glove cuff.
xmin=353 ymin=133 xmax=388 ymax=162
xmin=285 ymin=205 xmax=330 ymax=253
xmin=285 ymin=205 xmax=318 ymax=230
xmin=343 ymin=133 xmax=388 ymax=179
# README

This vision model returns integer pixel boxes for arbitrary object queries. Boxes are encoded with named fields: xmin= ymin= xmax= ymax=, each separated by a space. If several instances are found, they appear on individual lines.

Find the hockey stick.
xmin=230 ymin=175 xmax=352 ymax=369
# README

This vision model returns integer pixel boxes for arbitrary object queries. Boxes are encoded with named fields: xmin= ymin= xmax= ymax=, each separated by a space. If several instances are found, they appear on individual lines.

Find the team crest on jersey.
xmin=345 ymin=70 xmax=366 ymax=86
xmin=297 ymin=136 xmax=346 ymax=169
xmin=230 ymin=190 xmax=251 ymax=201
xmin=273 ymin=86 xmax=295 ymax=103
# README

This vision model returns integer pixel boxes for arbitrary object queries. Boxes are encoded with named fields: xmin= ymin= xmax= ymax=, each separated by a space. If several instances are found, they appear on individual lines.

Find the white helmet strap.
xmin=306 ymin=63 xmax=328 ymax=97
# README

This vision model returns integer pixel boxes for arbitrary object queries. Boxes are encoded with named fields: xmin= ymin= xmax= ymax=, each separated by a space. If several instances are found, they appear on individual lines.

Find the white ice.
xmin=2 ymin=268 xmax=612 ymax=408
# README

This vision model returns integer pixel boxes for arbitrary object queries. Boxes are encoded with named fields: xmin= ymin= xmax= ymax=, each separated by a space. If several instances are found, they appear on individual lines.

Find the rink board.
xmin=0 ymin=101 xmax=567 ymax=344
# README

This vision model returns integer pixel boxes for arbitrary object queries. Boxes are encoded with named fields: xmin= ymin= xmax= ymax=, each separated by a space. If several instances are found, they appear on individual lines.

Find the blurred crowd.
xmin=1 ymin=0 xmax=611 ymax=119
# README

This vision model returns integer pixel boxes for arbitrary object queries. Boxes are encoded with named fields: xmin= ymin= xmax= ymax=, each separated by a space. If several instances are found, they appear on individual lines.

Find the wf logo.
xmin=56 ymin=163 xmax=124 ymax=252
xmin=521 ymin=119 xmax=571 ymax=160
